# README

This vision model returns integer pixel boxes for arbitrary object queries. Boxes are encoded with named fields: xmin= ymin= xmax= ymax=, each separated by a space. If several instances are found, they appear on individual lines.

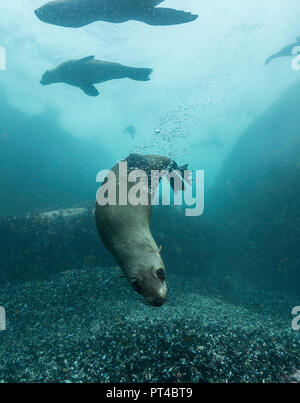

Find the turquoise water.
xmin=0 ymin=0 xmax=299 ymax=383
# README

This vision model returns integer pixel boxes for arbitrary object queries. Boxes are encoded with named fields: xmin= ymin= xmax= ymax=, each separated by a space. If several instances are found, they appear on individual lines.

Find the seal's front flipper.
xmin=80 ymin=85 xmax=99 ymax=97
xmin=138 ymin=0 xmax=164 ymax=6
xmin=78 ymin=56 xmax=95 ymax=63
xmin=139 ymin=8 xmax=198 ymax=26
xmin=265 ymin=54 xmax=277 ymax=65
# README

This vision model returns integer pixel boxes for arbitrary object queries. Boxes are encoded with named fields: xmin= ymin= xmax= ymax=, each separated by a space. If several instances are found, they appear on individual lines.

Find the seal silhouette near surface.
xmin=265 ymin=36 xmax=300 ymax=65
xmin=35 ymin=0 xmax=198 ymax=28
xmin=95 ymin=153 xmax=188 ymax=307
xmin=40 ymin=56 xmax=152 ymax=96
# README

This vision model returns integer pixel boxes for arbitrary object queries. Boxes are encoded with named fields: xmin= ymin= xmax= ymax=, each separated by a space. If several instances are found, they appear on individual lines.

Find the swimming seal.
xmin=35 ymin=0 xmax=198 ymax=28
xmin=95 ymin=153 xmax=188 ymax=307
xmin=265 ymin=36 xmax=300 ymax=65
xmin=40 ymin=56 xmax=152 ymax=96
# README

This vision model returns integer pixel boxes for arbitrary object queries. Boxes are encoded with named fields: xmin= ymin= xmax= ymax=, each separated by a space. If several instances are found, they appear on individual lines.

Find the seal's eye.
xmin=132 ymin=280 xmax=142 ymax=293
xmin=156 ymin=269 xmax=165 ymax=280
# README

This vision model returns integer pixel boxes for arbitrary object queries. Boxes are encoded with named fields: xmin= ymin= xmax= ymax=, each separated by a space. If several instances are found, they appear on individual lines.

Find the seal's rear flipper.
xmin=127 ymin=68 xmax=153 ymax=81
xmin=179 ymin=164 xmax=193 ymax=188
xmin=139 ymin=8 xmax=198 ymax=26
xmin=178 ymin=164 xmax=188 ymax=176
xmin=169 ymin=162 xmax=191 ymax=193
xmin=80 ymin=85 xmax=99 ymax=96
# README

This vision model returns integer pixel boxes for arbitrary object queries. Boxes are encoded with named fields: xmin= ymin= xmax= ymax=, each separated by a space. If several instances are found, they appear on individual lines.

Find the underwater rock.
xmin=207 ymin=80 xmax=300 ymax=295
xmin=39 ymin=208 xmax=86 ymax=220
xmin=0 ymin=94 xmax=113 ymax=215
xmin=0 ymin=203 xmax=215 ymax=285
xmin=0 ymin=267 xmax=298 ymax=382
xmin=0 ymin=206 xmax=112 ymax=285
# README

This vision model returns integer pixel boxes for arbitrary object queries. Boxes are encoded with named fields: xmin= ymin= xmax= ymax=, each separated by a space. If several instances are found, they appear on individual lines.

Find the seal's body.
xmin=40 ymin=56 xmax=152 ymax=96
xmin=95 ymin=154 xmax=188 ymax=307
xmin=35 ymin=0 xmax=198 ymax=28
xmin=265 ymin=36 xmax=300 ymax=65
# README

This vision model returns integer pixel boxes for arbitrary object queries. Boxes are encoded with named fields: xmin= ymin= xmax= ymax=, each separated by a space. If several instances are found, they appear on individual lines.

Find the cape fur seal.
xmin=195 ymin=132 xmax=224 ymax=149
xmin=35 ymin=0 xmax=198 ymax=28
xmin=124 ymin=125 xmax=136 ymax=139
xmin=40 ymin=56 xmax=152 ymax=96
xmin=265 ymin=36 xmax=300 ymax=65
xmin=95 ymin=153 xmax=188 ymax=307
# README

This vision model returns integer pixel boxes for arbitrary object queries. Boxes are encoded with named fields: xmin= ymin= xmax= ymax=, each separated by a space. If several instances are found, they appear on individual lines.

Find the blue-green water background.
xmin=0 ymin=1 xmax=300 ymax=383
xmin=1 ymin=0 xmax=299 ymax=295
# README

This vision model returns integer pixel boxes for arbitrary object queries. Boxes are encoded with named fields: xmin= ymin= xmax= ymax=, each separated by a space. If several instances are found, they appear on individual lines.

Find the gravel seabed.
xmin=0 ymin=267 xmax=299 ymax=383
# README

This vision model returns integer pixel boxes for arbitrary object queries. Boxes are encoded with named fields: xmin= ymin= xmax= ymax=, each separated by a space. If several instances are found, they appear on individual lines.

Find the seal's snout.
xmin=40 ymin=76 xmax=47 ymax=85
xmin=151 ymin=296 xmax=166 ymax=307
xmin=40 ymin=70 xmax=51 ymax=86
xmin=34 ymin=8 xmax=43 ymax=19
xmin=35 ymin=7 xmax=48 ymax=23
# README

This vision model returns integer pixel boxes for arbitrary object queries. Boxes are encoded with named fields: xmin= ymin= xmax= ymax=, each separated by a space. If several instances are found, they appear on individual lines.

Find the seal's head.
xmin=35 ymin=2 xmax=81 ymax=27
xmin=40 ymin=70 xmax=52 ymax=85
xmin=35 ymin=3 xmax=57 ymax=24
xmin=127 ymin=250 xmax=167 ymax=307
xmin=35 ymin=2 xmax=71 ymax=27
